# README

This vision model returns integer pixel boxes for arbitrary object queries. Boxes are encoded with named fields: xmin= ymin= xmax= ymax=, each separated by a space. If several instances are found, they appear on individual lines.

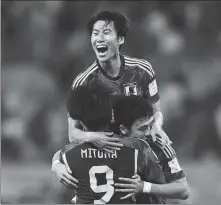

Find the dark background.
xmin=1 ymin=1 xmax=221 ymax=204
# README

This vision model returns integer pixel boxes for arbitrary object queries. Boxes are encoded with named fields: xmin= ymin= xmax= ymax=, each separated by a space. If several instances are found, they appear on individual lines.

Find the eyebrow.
xmin=103 ymin=28 xmax=112 ymax=31
xmin=92 ymin=28 xmax=112 ymax=32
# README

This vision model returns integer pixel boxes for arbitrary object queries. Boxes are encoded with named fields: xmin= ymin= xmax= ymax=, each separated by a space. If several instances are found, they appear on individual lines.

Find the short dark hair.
xmin=87 ymin=11 xmax=131 ymax=38
xmin=113 ymin=96 xmax=153 ymax=129
xmin=67 ymin=87 xmax=112 ymax=131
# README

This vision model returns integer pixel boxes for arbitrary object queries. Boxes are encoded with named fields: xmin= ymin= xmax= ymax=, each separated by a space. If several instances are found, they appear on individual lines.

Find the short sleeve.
xmin=149 ymin=141 xmax=186 ymax=183
xmin=141 ymin=63 xmax=160 ymax=104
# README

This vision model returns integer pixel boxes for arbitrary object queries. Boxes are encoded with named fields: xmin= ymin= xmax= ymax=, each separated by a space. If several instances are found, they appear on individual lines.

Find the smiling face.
xmin=120 ymin=116 xmax=154 ymax=139
xmin=91 ymin=20 xmax=124 ymax=62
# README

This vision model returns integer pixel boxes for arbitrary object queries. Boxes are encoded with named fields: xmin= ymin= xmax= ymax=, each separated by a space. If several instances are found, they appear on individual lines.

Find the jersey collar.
xmin=96 ymin=55 xmax=125 ymax=81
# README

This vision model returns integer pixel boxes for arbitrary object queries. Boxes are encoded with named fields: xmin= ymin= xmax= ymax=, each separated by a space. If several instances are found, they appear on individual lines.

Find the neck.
xmin=99 ymin=54 xmax=121 ymax=77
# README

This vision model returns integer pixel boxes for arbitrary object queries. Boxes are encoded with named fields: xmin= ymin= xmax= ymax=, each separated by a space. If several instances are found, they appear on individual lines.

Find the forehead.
xmin=132 ymin=116 xmax=150 ymax=127
xmin=93 ymin=20 xmax=115 ymax=31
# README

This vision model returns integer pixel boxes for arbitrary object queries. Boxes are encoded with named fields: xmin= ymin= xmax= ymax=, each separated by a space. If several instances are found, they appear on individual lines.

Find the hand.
xmin=91 ymin=132 xmax=123 ymax=153
xmin=51 ymin=161 xmax=78 ymax=189
xmin=150 ymin=120 xmax=172 ymax=146
xmin=115 ymin=174 xmax=143 ymax=200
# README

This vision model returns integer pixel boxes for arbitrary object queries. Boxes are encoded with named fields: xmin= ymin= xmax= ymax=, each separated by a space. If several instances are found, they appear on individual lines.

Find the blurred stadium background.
xmin=1 ymin=1 xmax=221 ymax=204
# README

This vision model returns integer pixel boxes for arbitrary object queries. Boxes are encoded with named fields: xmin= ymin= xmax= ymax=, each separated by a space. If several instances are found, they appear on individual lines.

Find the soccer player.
xmin=59 ymin=87 xmax=165 ymax=204
xmin=52 ymin=10 xmax=172 ymax=186
xmin=54 ymin=88 xmax=189 ymax=203
xmin=68 ymin=10 xmax=170 ymax=146
xmin=113 ymin=96 xmax=190 ymax=202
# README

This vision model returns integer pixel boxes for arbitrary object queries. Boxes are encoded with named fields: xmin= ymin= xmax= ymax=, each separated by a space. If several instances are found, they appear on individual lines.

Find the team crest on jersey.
xmin=124 ymin=82 xmax=138 ymax=96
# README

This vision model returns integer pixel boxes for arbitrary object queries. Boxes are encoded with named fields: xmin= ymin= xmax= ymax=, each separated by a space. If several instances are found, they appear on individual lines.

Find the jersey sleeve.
xmin=141 ymin=62 xmax=160 ymax=104
xmin=59 ymin=143 xmax=77 ymax=173
xmin=71 ymin=72 xmax=88 ymax=90
xmin=71 ymin=61 xmax=97 ymax=90
xmin=60 ymin=142 xmax=76 ymax=161
xmin=149 ymin=141 xmax=186 ymax=183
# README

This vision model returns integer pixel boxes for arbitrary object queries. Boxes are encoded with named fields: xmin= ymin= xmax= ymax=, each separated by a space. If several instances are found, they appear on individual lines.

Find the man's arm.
xmin=51 ymin=149 xmax=78 ymax=189
xmin=145 ymin=177 xmax=189 ymax=200
xmin=151 ymin=99 xmax=172 ymax=145
xmin=142 ymin=66 xmax=170 ymax=145
xmin=116 ymin=174 xmax=189 ymax=200
xmin=115 ymin=145 xmax=190 ymax=200
xmin=152 ymin=99 xmax=163 ymax=126
xmin=68 ymin=117 xmax=94 ymax=143
xmin=68 ymin=116 xmax=123 ymax=152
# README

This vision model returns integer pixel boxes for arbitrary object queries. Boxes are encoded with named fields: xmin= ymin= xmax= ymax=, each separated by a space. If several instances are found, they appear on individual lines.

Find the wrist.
xmin=84 ymin=132 xmax=96 ymax=142
xmin=142 ymin=182 xmax=152 ymax=193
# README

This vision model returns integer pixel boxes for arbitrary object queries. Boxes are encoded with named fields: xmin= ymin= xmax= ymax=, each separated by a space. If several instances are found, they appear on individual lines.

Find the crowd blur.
xmin=1 ymin=1 xmax=221 ymax=204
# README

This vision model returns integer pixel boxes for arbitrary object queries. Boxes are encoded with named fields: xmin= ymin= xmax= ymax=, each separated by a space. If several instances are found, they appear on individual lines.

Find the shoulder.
xmin=61 ymin=143 xmax=76 ymax=155
xmin=72 ymin=61 xmax=99 ymax=90
xmin=123 ymin=55 xmax=155 ymax=78
xmin=121 ymin=137 xmax=151 ymax=152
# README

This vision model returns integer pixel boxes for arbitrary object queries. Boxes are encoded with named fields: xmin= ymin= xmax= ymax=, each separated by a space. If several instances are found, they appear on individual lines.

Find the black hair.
xmin=113 ymin=95 xmax=153 ymax=129
xmin=67 ymin=87 xmax=112 ymax=131
xmin=87 ymin=11 xmax=131 ymax=38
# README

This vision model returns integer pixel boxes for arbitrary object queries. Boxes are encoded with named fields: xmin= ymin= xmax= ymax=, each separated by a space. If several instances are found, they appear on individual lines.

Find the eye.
xmin=92 ymin=31 xmax=99 ymax=35
xmin=138 ymin=125 xmax=149 ymax=131
xmin=104 ymin=31 xmax=111 ymax=35
xmin=103 ymin=30 xmax=112 ymax=35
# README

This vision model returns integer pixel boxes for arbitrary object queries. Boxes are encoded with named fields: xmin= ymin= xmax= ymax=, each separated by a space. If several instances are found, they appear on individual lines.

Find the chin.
xmin=97 ymin=56 xmax=110 ymax=62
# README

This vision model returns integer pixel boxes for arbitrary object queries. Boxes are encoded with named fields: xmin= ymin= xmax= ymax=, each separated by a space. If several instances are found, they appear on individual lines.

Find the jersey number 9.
xmin=89 ymin=165 xmax=114 ymax=204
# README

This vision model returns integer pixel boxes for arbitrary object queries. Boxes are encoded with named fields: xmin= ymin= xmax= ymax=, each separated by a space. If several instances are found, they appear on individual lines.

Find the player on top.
xmin=69 ymin=10 xmax=170 ymax=147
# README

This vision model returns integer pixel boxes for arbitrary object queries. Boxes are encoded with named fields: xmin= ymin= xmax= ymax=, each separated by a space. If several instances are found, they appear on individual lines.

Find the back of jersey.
xmin=62 ymin=142 xmax=136 ymax=204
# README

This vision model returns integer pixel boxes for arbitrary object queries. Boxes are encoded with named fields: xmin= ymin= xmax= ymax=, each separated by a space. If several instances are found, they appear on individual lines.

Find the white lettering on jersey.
xmin=81 ymin=149 xmax=117 ymax=159
xmin=168 ymin=157 xmax=182 ymax=173
xmin=148 ymin=80 xmax=158 ymax=96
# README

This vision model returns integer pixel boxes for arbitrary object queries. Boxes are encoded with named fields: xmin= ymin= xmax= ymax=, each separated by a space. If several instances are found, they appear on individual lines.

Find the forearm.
xmin=153 ymin=111 xmax=163 ymax=127
xmin=69 ymin=127 xmax=96 ymax=144
xmin=152 ymin=100 xmax=163 ymax=126
xmin=144 ymin=178 xmax=189 ymax=200
xmin=68 ymin=117 xmax=96 ymax=143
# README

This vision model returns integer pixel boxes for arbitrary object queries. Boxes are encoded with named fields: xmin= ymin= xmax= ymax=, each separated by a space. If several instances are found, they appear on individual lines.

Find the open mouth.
xmin=96 ymin=45 xmax=108 ymax=53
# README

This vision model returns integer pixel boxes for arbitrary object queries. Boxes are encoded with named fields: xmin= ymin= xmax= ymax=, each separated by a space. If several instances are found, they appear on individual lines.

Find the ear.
xmin=118 ymin=36 xmax=125 ymax=46
xmin=119 ymin=125 xmax=128 ymax=135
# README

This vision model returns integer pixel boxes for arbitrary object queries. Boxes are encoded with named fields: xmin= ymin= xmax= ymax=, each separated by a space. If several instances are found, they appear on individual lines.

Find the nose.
xmin=96 ymin=33 xmax=105 ymax=42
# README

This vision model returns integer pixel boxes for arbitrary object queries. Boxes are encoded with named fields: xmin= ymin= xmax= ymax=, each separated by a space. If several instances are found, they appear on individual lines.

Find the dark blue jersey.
xmin=71 ymin=55 xmax=159 ymax=105
xmin=60 ymin=137 xmax=164 ymax=204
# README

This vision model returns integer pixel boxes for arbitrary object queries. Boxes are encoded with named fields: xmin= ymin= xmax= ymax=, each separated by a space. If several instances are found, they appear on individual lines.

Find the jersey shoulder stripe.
xmin=154 ymin=140 xmax=176 ymax=158
xmin=124 ymin=56 xmax=154 ymax=77
xmin=124 ymin=56 xmax=155 ymax=77
xmin=124 ymin=55 xmax=153 ymax=68
xmin=125 ymin=60 xmax=153 ymax=78
xmin=72 ymin=61 xmax=97 ymax=89
xmin=78 ymin=65 xmax=99 ymax=87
